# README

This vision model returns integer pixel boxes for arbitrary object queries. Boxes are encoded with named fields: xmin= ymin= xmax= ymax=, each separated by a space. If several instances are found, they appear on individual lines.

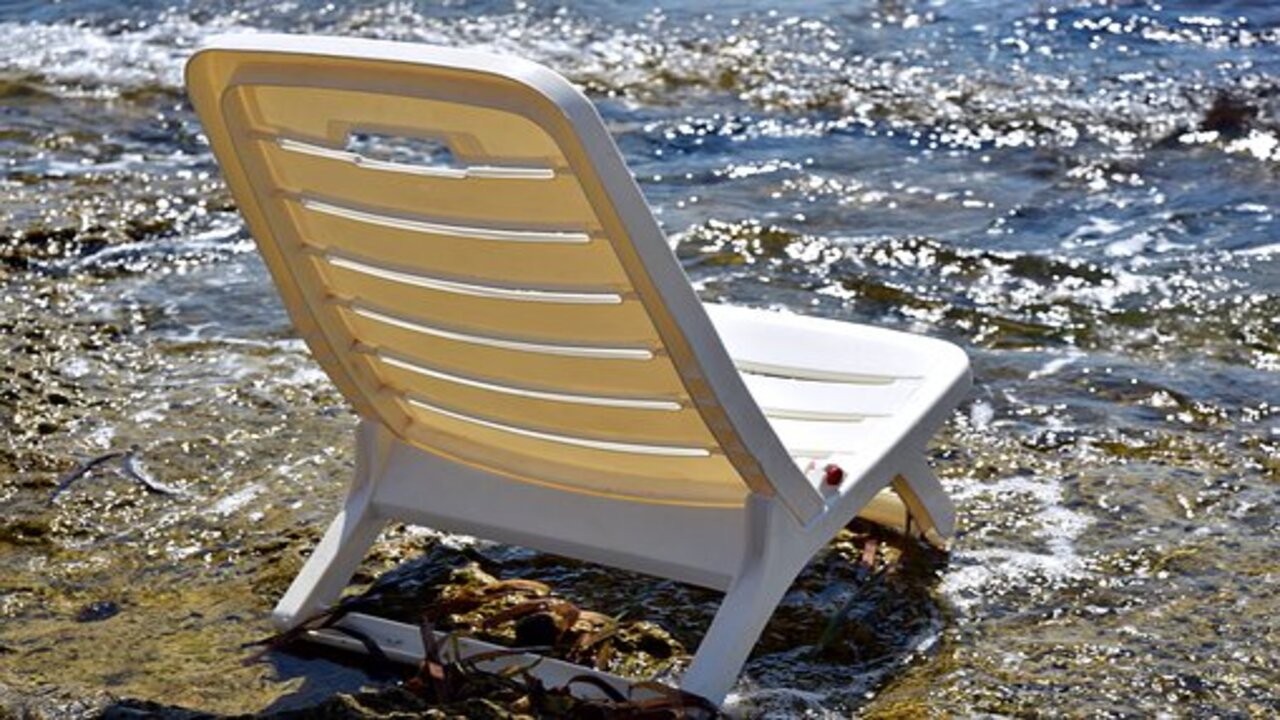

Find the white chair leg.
xmin=679 ymin=557 xmax=801 ymax=704
xmin=270 ymin=482 xmax=384 ymax=630
xmin=891 ymin=454 xmax=956 ymax=541
xmin=271 ymin=421 xmax=390 ymax=630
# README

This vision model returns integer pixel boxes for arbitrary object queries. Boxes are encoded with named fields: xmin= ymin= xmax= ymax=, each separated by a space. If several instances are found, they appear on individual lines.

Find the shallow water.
xmin=1 ymin=0 xmax=1277 ymax=716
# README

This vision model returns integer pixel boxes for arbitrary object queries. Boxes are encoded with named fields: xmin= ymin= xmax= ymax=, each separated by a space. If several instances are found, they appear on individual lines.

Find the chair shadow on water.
xmin=96 ymin=523 xmax=947 ymax=718
xmin=267 ymin=522 xmax=951 ymax=715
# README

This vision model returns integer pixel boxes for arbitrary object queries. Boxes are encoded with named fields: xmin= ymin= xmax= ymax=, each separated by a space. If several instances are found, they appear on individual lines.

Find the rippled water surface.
xmin=1 ymin=0 xmax=1277 ymax=716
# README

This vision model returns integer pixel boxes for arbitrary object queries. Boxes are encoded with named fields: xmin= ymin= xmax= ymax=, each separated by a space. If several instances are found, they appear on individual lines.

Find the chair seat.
xmin=705 ymin=303 xmax=967 ymax=465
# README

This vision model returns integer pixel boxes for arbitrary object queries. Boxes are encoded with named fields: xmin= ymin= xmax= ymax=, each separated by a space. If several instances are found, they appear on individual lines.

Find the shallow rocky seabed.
xmin=1 ymin=0 xmax=1278 ymax=717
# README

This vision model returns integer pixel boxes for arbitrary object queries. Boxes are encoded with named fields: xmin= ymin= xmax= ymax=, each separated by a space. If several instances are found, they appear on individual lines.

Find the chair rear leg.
xmin=891 ymin=454 xmax=956 ymax=542
xmin=271 ymin=420 xmax=391 ymax=630
xmin=271 ymin=484 xmax=385 ymax=630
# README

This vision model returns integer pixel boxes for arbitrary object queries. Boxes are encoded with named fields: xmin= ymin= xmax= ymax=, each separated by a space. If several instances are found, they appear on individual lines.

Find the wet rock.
xmin=123 ymin=216 xmax=176 ymax=242
xmin=1200 ymin=92 xmax=1258 ymax=138
xmin=74 ymin=600 xmax=121 ymax=623
xmin=614 ymin=621 xmax=682 ymax=661
xmin=513 ymin=612 xmax=560 ymax=647
xmin=100 ymin=698 xmax=209 ymax=719
xmin=0 ymin=77 xmax=47 ymax=100
xmin=0 ymin=518 xmax=50 ymax=545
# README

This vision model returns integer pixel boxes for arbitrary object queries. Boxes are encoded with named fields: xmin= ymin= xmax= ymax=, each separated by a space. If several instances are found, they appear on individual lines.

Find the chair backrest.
xmin=186 ymin=34 xmax=824 ymax=523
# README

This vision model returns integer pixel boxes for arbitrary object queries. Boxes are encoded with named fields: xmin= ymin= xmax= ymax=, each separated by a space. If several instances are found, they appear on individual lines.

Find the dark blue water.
xmin=1 ymin=0 xmax=1277 ymax=716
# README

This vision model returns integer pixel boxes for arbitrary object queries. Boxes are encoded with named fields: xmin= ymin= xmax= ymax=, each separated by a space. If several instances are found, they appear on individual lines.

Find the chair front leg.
xmin=679 ymin=555 xmax=802 ymax=705
xmin=890 ymin=454 xmax=956 ymax=542
xmin=680 ymin=497 xmax=813 ymax=704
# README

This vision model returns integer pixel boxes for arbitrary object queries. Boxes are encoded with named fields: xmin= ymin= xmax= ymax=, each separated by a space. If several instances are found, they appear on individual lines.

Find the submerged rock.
xmin=74 ymin=601 xmax=121 ymax=624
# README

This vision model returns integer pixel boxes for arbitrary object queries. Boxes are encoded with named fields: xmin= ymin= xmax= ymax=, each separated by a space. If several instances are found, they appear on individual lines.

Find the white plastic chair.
xmin=185 ymin=34 xmax=971 ymax=704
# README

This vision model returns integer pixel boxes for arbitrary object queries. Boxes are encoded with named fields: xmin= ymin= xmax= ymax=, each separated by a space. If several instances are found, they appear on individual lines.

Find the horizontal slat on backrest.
xmin=400 ymin=420 xmax=748 ymax=507
xmin=286 ymin=199 xmax=632 ymax=289
xmin=315 ymin=256 xmax=657 ymax=344
xmin=260 ymin=139 xmax=598 ymax=229
xmin=338 ymin=304 xmax=685 ymax=396
xmin=244 ymin=85 xmax=566 ymax=163
xmin=399 ymin=396 xmax=738 ymax=487
xmin=365 ymin=351 xmax=712 ymax=446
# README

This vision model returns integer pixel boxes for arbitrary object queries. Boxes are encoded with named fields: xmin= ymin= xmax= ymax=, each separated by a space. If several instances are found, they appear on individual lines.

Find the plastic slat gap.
xmin=275 ymin=136 xmax=556 ymax=180
xmin=369 ymin=349 xmax=682 ymax=411
xmin=735 ymin=362 xmax=910 ymax=386
xmin=319 ymin=252 xmax=624 ymax=304
xmin=339 ymin=301 xmax=657 ymax=361
xmin=759 ymin=407 xmax=875 ymax=422
xmin=300 ymin=197 xmax=592 ymax=244
xmin=404 ymin=396 xmax=712 ymax=457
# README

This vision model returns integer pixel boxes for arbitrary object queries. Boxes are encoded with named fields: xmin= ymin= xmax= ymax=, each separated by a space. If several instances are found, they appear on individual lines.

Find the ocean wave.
xmin=2 ymin=2 xmax=1279 ymax=159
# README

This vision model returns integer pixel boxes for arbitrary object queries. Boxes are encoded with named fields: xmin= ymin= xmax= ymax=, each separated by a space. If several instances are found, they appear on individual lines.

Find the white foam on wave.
xmin=54 ymin=220 xmax=249 ymax=274
xmin=1236 ymin=242 xmax=1280 ymax=257
xmin=1028 ymin=348 xmax=1085 ymax=380
xmin=1226 ymin=129 xmax=1280 ymax=162
xmin=210 ymin=482 xmax=263 ymax=516
xmin=0 ymin=16 xmax=244 ymax=93
xmin=1045 ymin=265 xmax=1159 ymax=310
xmin=969 ymin=399 xmax=995 ymax=429
xmin=1062 ymin=216 xmax=1128 ymax=248
xmin=1103 ymin=230 xmax=1190 ymax=259
xmin=725 ymin=685 xmax=831 ymax=717
xmin=728 ymin=609 xmax=946 ymax=714
xmin=0 ymin=10 xmax=595 ymax=96
xmin=942 ymin=475 xmax=1095 ymax=614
